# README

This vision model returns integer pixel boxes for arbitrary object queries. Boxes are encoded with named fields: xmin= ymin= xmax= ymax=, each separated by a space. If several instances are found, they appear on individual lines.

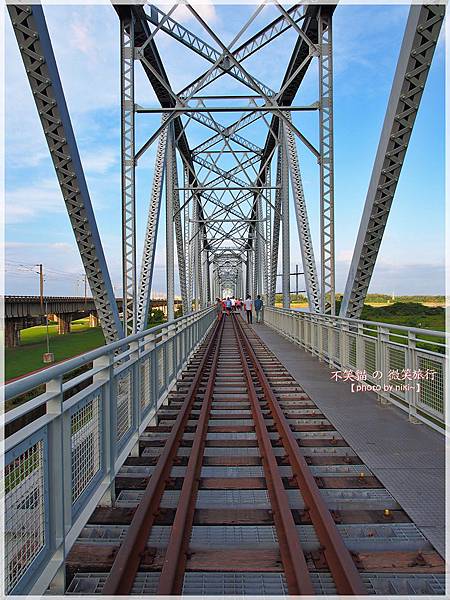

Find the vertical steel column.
xmin=171 ymin=143 xmax=189 ymax=315
xmin=121 ymin=14 xmax=137 ymax=335
xmin=166 ymin=126 xmax=175 ymax=322
xmin=192 ymin=195 xmax=203 ymax=309
xmin=283 ymin=118 xmax=321 ymax=313
xmin=268 ymin=145 xmax=283 ymax=306
xmin=256 ymin=191 xmax=264 ymax=299
xmin=318 ymin=9 xmax=336 ymax=315
xmin=251 ymin=225 xmax=258 ymax=298
xmin=184 ymin=166 xmax=192 ymax=311
xmin=198 ymin=220 xmax=205 ymax=309
xmin=245 ymin=249 xmax=251 ymax=297
xmin=201 ymin=250 xmax=208 ymax=306
xmin=281 ymin=131 xmax=291 ymax=309
xmin=264 ymin=165 xmax=272 ymax=303
xmin=251 ymin=229 xmax=257 ymax=298
xmin=136 ymin=116 xmax=168 ymax=331
xmin=205 ymin=250 xmax=211 ymax=304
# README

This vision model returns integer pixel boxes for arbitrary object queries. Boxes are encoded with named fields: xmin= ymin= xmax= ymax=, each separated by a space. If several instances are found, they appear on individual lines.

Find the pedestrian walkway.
xmin=252 ymin=322 xmax=446 ymax=557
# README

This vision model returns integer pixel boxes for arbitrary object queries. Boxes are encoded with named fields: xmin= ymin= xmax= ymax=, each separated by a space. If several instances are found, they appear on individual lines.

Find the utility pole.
xmin=36 ymin=263 xmax=44 ymax=314
xmin=84 ymin=273 xmax=87 ymax=306
xmin=34 ymin=263 xmax=53 ymax=364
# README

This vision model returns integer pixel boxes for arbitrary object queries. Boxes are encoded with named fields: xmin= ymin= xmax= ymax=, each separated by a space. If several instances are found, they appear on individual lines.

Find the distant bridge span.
xmin=4 ymin=295 xmax=181 ymax=347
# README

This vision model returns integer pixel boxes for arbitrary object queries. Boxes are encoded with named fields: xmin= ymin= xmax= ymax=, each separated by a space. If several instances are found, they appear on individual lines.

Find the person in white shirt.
xmin=244 ymin=295 xmax=253 ymax=324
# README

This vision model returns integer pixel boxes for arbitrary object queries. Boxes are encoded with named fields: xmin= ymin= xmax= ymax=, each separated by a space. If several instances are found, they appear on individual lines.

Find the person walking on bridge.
xmin=244 ymin=295 xmax=253 ymax=324
xmin=254 ymin=295 xmax=263 ymax=323
xmin=215 ymin=297 xmax=223 ymax=321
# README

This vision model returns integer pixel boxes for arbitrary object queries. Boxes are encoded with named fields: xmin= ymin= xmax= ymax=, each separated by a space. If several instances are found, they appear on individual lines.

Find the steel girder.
xmin=192 ymin=195 xmax=203 ymax=309
xmin=8 ymin=5 xmax=123 ymax=342
xmin=252 ymin=226 xmax=258 ymax=299
xmin=121 ymin=14 xmax=137 ymax=335
xmin=318 ymin=10 xmax=336 ymax=314
xmin=283 ymin=119 xmax=321 ymax=313
xmin=189 ymin=110 xmax=262 ymax=155
xmin=136 ymin=118 xmax=168 ymax=331
xmin=257 ymin=5 xmax=325 ymax=183
xmin=340 ymin=4 xmax=445 ymax=318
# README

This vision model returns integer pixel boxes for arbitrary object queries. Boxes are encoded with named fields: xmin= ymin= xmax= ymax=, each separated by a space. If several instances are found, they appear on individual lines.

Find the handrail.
xmin=5 ymin=307 xmax=212 ymax=402
xmin=270 ymin=306 xmax=446 ymax=338
xmin=3 ymin=306 xmax=215 ymax=595
xmin=264 ymin=306 xmax=446 ymax=433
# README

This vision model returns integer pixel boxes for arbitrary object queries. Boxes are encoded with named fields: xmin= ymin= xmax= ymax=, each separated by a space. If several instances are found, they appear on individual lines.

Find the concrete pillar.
xmin=57 ymin=313 xmax=71 ymax=335
xmin=5 ymin=320 xmax=21 ymax=348
xmin=89 ymin=313 xmax=99 ymax=327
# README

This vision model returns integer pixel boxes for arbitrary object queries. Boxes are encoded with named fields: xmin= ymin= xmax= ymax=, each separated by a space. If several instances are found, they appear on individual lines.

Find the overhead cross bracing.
xmin=114 ymin=2 xmax=336 ymax=330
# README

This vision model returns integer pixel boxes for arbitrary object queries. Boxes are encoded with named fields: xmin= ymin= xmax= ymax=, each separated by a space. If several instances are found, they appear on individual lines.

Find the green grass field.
xmin=361 ymin=303 xmax=445 ymax=331
xmin=5 ymin=319 xmax=105 ymax=382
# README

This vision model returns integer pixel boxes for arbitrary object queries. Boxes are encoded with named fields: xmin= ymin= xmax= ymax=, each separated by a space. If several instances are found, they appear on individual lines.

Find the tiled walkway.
xmin=252 ymin=322 xmax=446 ymax=557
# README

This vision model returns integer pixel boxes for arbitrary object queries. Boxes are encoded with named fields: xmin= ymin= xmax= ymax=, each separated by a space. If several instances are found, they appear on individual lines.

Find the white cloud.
xmin=82 ymin=148 xmax=117 ymax=174
xmin=6 ymin=241 xmax=73 ymax=252
xmin=5 ymin=179 xmax=64 ymax=224
xmin=70 ymin=20 xmax=97 ymax=55
xmin=337 ymin=249 xmax=354 ymax=263
xmin=166 ymin=2 xmax=219 ymax=25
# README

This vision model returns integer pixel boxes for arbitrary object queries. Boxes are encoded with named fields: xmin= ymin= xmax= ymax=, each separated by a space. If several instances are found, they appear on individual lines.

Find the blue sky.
xmin=4 ymin=3 xmax=445 ymax=298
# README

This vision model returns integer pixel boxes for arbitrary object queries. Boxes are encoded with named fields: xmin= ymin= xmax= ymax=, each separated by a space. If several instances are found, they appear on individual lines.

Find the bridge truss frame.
xmin=8 ymin=2 xmax=444 ymax=338
xmin=4 ymin=2 xmax=446 ymax=596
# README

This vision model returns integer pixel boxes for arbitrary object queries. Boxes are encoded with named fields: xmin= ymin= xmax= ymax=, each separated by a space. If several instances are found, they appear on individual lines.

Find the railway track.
xmin=66 ymin=314 xmax=445 ymax=596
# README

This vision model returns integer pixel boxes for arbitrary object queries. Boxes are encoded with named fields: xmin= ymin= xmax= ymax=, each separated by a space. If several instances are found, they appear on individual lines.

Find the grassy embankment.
xmin=5 ymin=319 xmax=105 ymax=382
xmin=5 ymin=309 xmax=170 ymax=384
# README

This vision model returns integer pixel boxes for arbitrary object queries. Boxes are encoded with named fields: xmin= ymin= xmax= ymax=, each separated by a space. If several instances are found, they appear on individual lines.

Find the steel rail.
xmin=157 ymin=316 xmax=225 ymax=594
xmin=233 ymin=315 xmax=366 ymax=595
xmin=230 ymin=315 xmax=314 ymax=595
xmin=101 ymin=317 xmax=222 ymax=595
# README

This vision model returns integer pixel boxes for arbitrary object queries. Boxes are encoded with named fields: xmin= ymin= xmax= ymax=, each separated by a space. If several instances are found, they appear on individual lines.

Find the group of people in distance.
xmin=215 ymin=294 xmax=264 ymax=324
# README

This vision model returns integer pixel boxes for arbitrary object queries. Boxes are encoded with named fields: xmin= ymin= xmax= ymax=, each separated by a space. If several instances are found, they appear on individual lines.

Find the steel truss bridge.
xmin=4 ymin=2 xmax=446 ymax=597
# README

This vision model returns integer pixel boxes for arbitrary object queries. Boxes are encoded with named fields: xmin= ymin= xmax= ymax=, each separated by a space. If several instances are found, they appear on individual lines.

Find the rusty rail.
xmin=230 ymin=315 xmax=314 ymax=595
xmin=233 ymin=314 xmax=366 ymax=595
xmin=157 ymin=316 xmax=225 ymax=594
xmin=102 ymin=317 xmax=221 ymax=595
